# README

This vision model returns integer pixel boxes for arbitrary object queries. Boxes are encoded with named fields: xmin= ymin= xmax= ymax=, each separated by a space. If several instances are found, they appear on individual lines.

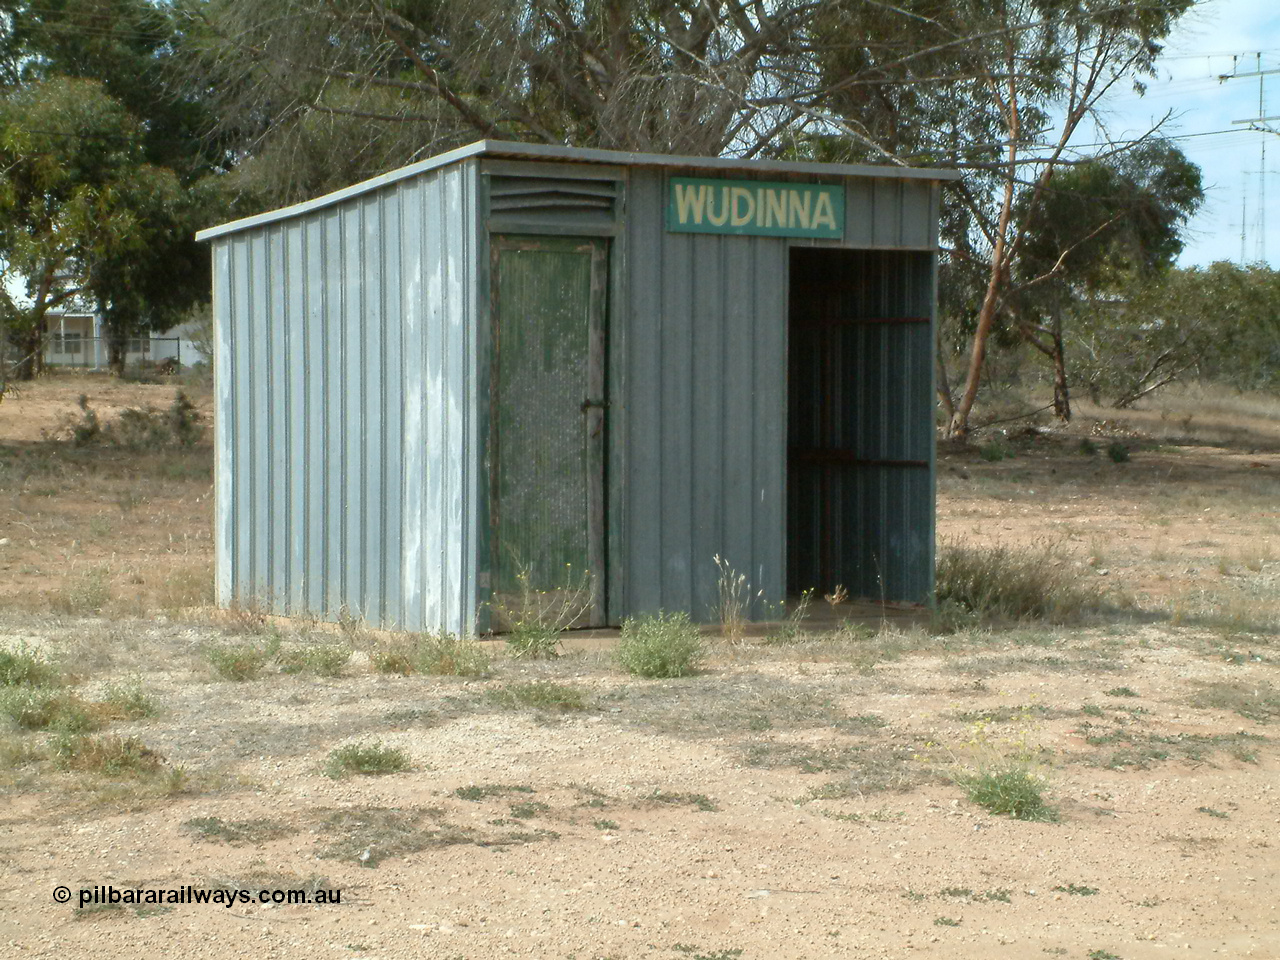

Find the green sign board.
xmin=666 ymin=177 xmax=844 ymax=239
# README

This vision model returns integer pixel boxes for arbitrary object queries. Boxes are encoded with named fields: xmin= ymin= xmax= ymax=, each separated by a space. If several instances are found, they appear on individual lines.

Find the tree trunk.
xmin=1051 ymin=340 xmax=1071 ymax=421
xmin=108 ymin=329 xmax=127 ymax=377
xmin=948 ymin=253 xmax=1007 ymax=439
xmin=1050 ymin=305 xmax=1070 ymax=422
xmin=935 ymin=323 xmax=955 ymax=424
xmin=11 ymin=327 xmax=43 ymax=381
xmin=947 ymin=53 xmax=1020 ymax=440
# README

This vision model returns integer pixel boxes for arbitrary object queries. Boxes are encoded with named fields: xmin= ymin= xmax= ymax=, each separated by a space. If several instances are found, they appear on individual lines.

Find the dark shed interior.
xmin=787 ymin=248 xmax=936 ymax=604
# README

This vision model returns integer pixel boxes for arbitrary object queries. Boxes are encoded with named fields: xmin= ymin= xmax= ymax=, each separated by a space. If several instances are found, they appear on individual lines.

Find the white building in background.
xmin=43 ymin=307 xmax=201 ymax=370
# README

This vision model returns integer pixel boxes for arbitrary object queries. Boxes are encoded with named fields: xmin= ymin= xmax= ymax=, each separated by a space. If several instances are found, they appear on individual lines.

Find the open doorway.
xmin=786 ymin=247 xmax=936 ymax=605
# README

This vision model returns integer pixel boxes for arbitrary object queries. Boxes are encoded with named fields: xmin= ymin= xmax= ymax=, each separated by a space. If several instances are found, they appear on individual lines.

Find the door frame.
xmin=487 ymin=234 xmax=609 ymax=627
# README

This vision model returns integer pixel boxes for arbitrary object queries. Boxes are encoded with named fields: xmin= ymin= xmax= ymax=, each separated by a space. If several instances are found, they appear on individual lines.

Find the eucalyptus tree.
xmin=0 ymin=0 xmax=227 ymax=376
xmin=177 ymin=0 xmax=848 ymax=201
xmin=1008 ymin=140 xmax=1202 ymax=420
xmin=178 ymin=0 xmax=1197 ymax=433
xmin=1073 ymin=263 xmax=1280 ymax=407
xmin=0 ymin=77 xmax=151 ymax=378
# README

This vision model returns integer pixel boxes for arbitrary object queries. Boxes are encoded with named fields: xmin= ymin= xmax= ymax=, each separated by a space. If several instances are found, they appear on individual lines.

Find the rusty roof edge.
xmin=195 ymin=139 xmax=961 ymax=242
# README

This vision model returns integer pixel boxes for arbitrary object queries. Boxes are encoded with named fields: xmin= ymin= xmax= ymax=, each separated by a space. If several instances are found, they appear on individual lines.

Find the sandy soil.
xmin=0 ymin=373 xmax=1277 ymax=960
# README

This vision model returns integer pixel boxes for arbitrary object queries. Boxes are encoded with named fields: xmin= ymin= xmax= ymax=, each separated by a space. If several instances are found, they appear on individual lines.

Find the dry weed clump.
xmin=48 ymin=567 xmax=113 ymax=616
xmin=494 ymin=562 xmax=595 ymax=660
xmin=158 ymin=562 xmax=216 ymax=615
xmin=935 ymin=539 xmax=1101 ymax=624
xmin=63 ymin=392 xmax=204 ymax=450
xmin=368 ymin=631 xmax=490 ymax=678
xmin=714 ymin=554 xmax=765 ymax=645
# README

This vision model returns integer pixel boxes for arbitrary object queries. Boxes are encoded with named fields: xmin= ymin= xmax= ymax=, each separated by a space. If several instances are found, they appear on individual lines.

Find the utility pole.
xmin=1220 ymin=55 xmax=1280 ymax=264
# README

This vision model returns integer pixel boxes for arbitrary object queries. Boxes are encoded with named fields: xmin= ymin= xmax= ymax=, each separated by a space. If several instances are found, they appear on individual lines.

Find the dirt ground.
xmin=0 ymin=373 xmax=1277 ymax=959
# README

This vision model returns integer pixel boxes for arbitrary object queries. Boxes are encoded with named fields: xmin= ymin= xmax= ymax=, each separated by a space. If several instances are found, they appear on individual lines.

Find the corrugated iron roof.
xmin=196 ymin=139 xmax=961 ymax=242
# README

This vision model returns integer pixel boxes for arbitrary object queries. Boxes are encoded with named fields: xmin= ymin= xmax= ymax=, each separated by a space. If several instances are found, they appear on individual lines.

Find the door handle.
xmin=580 ymin=398 xmax=608 ymax=412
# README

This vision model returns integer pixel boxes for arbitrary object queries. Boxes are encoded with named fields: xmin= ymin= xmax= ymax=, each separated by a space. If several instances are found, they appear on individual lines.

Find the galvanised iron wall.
xmin=211 ymin=161 xmax=482 ymax=635
xmin=612 ymin=168 xmax=939 ymax=621
xmin=204 ymin=143 xmax=947 ymax=632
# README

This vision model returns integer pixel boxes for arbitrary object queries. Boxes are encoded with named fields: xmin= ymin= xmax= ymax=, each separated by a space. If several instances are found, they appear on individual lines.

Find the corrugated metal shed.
xmin=198 ymin=141 xmax=958 ymax=634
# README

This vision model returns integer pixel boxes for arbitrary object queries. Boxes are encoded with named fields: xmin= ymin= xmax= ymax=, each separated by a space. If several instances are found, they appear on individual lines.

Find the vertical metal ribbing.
xmin=213 ymin=241 xmax=234 ymax=606
xmin=398 ymin=177 xmax=424 ymax=631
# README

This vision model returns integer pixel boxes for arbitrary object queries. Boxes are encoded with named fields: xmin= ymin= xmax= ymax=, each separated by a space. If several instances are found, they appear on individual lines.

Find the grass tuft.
xmin=184 ymin=816 xmax=295 ymax=845
xmin=1053 ymin=883 xmax=1098 ymax=896
xmin=959 ymin=765 xmax=1056 ymax=822
xmin=935 ymin=539 xmax=1100 ymax=623
xmin=203 ymin=635 xmax=281 ymax=681
xmin=1104 ymin=686 xmax=1138 ymax=698
xmin=49 ymin=567 xmax=112 ymax=615
xmin=0 ymin=688 xmax=101 ymax=732
xmin=323 ymin=741 xmax=411 ymax=779
xmin=278 ymin=643 xmax=353 ymax=678
xmin=617 ymin=611 xmax=704 ymax=678
xmin=487 ymin=681 xmax=588 ymax=712
xmin=648 ymin=789 xmax=719 ymax=812
xmin=368 ymin=632 xmax=490 ymax=677
xmin=454 ymin=783 xmax=534 ymax=801
xmin=98 ymin=677 xmax=160 ymax=720
xmin=0 ymin=643 xmax=58 ymax=687
xmin=50 ymin=734 xmax=164 ymax=776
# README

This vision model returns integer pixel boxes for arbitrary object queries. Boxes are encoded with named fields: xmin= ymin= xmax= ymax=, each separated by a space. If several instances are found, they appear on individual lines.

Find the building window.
xmin=52 ymin=333 xmax=83 ymax=355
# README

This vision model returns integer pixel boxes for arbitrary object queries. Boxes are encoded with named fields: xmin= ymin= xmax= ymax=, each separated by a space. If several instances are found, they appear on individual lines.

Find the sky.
xmin=1089 ymin=0 xmax=1280 ymax=268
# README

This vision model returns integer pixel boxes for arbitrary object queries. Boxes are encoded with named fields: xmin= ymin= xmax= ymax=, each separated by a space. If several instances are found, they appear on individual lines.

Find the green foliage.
xmin=0 ymin=643 xmax=57 ymax=687
xmin=960 ymin=766 xmax=1056 ymax=821
xmin=1017 ymin=142 xmax=1203 ymax=293
xmin=203 ymin=635 xmax=281 ymax=681
xmin=617 ymin=612 xmax=704 ymax=678
xmin=487 ymin=682 xmax=588 ymax=712
xmin=1106 ymin=442 xmax=1130 ymax=464
xmin=369 ymin=632 xmax=489 ymax=678
xmin=99 ymin=677 xmax=160 ymax=720
xmin=278 ymin=644 xmax=352 ymax=678
xmin=0 ymin=1 xmax=231 ymax=376
xmin=68 ymin=394 xmax=204 ymax=450
xmin=1073 ymin=263 xmax=1280 ymax=404
xmin=50 ymin=733 xmax=164 ymax=776
xmin=0 ymin=687 xmax=99 ymax=732
xmin=935 ymin=540 xmax=1100 ymax=623
xmin=323 ymin=742 xmax=411 ymax=779
xmin=0 ymin=76 xmax=199 ymax=377
xmin=979 ymin=441 xmax=1013 ymax=462
xmin=1052 ymin=883 xmax=1098 ymax=896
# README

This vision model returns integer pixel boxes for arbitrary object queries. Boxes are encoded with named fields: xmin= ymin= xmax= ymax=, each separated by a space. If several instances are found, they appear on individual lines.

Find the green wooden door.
xmin=490 ymin=236 xmax=607 ymax=627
